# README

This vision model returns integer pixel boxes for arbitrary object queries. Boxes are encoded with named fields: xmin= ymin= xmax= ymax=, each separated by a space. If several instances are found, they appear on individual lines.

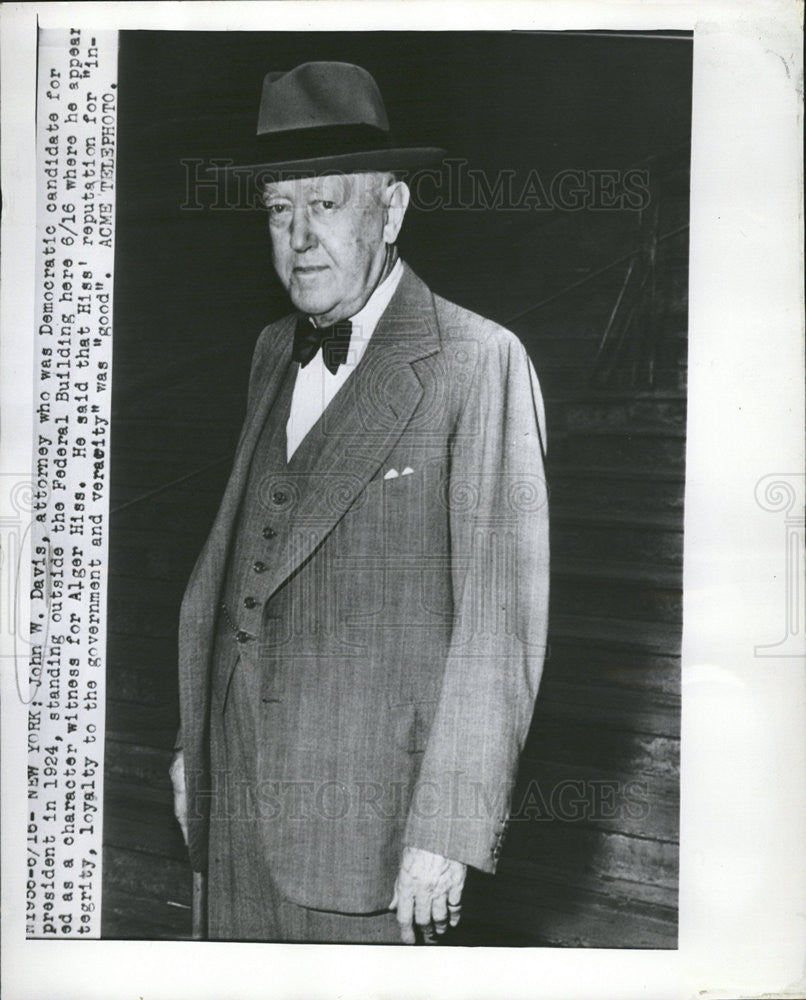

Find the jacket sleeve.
xmin=403 ymin=329 xmax=549 ymax=872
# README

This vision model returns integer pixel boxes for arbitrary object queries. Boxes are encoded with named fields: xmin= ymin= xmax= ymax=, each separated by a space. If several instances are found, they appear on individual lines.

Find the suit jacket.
xmin=177 ymin=263 xmax=549 ymax=912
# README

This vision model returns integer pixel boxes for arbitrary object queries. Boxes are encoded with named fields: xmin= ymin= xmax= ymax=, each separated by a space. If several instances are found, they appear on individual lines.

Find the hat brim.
xmin=206 ymin=146 xmax=446 ymax=180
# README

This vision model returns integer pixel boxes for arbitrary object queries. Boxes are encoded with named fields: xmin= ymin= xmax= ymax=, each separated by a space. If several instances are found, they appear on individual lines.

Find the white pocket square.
xmin=401 ymin=467 xmax=414 ymax=476
xmin=383 ymin=468 xmax=399 ymax=480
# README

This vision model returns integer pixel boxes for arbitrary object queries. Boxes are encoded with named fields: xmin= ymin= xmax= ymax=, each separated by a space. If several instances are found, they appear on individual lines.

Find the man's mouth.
xmin=293 ymin=265 xmax=329 ymax=274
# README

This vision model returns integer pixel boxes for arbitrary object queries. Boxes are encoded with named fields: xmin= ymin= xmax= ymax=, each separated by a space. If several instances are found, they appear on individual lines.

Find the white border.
xmin=2 ymin=2 xmax=804 ymax=999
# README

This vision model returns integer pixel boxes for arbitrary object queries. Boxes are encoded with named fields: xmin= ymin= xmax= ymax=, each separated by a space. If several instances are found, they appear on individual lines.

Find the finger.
xmin=432 ymin=893 xmax=449 ymax=935
xmin=447 ymin=901 xmax=462 ymax=927
xmin=413 ymin=890 xmax=434 ymax=943
xmin=447 ymin=880 xmax=464 ymax=907
xmin=413 ymin=887 xmax=433 ymax=929
xmin=421 ymin=923 xmax=437 ymax=944
xmin=396 ymin=888 xmax=416 ymax=945
xmin=388 ymin=884 xmax=398 ymax=910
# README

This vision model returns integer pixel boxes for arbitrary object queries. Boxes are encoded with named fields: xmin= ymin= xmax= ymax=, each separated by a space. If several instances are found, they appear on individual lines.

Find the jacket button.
xmin=253 ymin=560 xmax=266 ymax=573
xmin=262 ymin=526 xmax=277 ymax=539
xmin=243 ymin=596 xmax=257 ymax=609
xmin=236 ymin=630 xmax=250 ymax=644
xmin=272 ymin=491 xmax=288 ymax=506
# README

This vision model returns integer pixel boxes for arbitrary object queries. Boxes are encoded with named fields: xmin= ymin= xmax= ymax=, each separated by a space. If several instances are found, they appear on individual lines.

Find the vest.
xmin=214 ymin=359 xmax=299 ymax=701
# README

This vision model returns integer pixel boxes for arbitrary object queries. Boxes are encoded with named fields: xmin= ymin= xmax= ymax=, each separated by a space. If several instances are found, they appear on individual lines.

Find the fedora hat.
xmin=217 ymin=61 xmax=445 ymax=178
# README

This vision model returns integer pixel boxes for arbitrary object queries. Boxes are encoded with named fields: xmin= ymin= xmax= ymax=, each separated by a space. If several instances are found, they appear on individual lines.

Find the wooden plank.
xmin=106 ymin=699 xmax=178 ymax=748
xmin=105 ymin=739 xmax=177 ymax=790
xmin=105 ymin=663 xmax=179 ymax=707
xmin=105 ymin=769 xmax=174 ymax=808
xmin=523 ymin=715 xmax=679 ymax=777
xmin=111 ymin=462 xmax=232 ymax=501
xmin=110 ymin=450 xmax=226 ymax=489
xmin=549 ymin=614 xmax=683 ymax=654
xmin=542 ymin=640 xmax=680 ymax=695
xmin=109 ymin=532 xmax=208 ymax=585
xmin=549 ymin=476 xmax=685 ymax=517
xmin=552 ymin=523 xmax=682 ymax=568
xmin=510 ymin=758 xmax=679 ymax=841
xmin=501 ymin=825 xmax=678 ymax=892
xmin=103 ymin=845 xmax=191 ymax=905
xmin=109 ymin=489 xmax=225 ymax=534
xmin=106 ymin=569 xmax=185 ymax=639
xmin=551 ymin=576 xmax=682 ymax=625
xmin=104 ymin=794 xmax=188 ymax=863
xmin=558 ymin=432 xmax=686 ymax=470
xmin=552 ymin=507 xmax=683 ymax=531
xmin=457 ymin=876 xmax=677 ymax=948
xmin=105 ymin=599 xmax=180 ymax=641
xmin=533 ymin=678 xmax=680 ymax=739
xmin=491 ymin=857 xmax=678 ymax=916
xmin=106 ymin=633 xmax=176 ymax=674
xmin=551 ymin=557 xmax=682 ymax=589
xmin=561 ymin=397 xmax=687 ymax=433
xmin=111 ymin=407 xmax=233 ymax=447
xmin=108 ymin=574 xmax=185 ymax=608
xmin=102 ymin=886 xmax=191 ymax=940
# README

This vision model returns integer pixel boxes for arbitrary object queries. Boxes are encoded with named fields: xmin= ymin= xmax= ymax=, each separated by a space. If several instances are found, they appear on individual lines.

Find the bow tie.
xmin=292 ymin=316 xmax=353 ymax=375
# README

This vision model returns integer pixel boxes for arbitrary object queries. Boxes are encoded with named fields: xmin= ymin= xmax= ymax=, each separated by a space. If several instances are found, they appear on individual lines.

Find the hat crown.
xmin=257 ymin=61 xmax=390 ymax=137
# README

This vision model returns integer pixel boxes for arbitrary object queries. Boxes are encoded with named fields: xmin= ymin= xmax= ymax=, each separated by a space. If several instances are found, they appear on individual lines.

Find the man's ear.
xmin=383 ymin=180 xmax=411 ymax=245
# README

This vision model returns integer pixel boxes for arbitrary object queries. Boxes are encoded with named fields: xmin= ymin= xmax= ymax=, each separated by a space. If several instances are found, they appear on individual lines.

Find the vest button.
xmin=236 ymin=630 xmax=250 ymax=644
xmin=253 ymin=561 xmax=266 ymax=573
xmin=243 ymin=596 xmax=257 ymax=609
xmin=262 ymin=526 xmax=277 ymax=539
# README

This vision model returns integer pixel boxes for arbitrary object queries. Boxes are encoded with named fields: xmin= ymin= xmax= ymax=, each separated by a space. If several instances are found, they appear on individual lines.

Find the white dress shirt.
xmin=286 ymin=258 xmax=404 ymax=461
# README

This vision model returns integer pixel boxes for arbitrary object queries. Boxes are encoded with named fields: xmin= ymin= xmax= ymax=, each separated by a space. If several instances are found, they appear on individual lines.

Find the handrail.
xmin=504 ymin=222 xmax=688 ymax=326
xmin=109 ymin=455 xmax=231 ymax=516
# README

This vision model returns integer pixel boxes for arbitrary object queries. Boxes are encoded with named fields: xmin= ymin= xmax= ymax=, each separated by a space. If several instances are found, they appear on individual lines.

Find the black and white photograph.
xmin=105 ymin=29 xmax=690 ymax=946
xmin=0 ymin=3 xmax=803 ymax=998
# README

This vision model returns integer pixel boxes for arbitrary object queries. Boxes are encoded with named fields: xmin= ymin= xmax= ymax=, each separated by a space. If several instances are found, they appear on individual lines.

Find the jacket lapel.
xmin=261 ymin=264 xmax=441 ymax=603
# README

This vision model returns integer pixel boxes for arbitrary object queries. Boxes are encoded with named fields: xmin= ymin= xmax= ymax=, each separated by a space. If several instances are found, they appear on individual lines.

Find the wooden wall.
xmin=102 ymin=31 xmax=691 ymax=944
xmin=455 ymin=171 xmax=688 ymax=947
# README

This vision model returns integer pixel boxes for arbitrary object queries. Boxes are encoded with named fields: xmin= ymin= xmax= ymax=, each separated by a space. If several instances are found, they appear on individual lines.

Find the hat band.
xmin=252 ymin=123 xmax=394 ymax=167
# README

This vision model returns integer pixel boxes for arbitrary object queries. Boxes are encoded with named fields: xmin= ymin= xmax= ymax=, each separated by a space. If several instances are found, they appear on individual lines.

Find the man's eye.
xmin=312 ymin=200 xmax=336 ymax=212
xmin=266 ymin=203 xmax=291 ymax=218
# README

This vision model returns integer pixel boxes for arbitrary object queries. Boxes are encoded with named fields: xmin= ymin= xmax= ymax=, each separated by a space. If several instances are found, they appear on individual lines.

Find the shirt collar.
xmin=347 ymin=257 xmax=404 ymax=341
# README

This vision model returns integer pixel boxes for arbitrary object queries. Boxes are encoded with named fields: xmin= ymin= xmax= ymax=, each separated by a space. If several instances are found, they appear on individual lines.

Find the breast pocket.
xmin=333 ymin=464 xmax=451 ymax=662
xmin=371 ymin=469 xmax=425 ymax=551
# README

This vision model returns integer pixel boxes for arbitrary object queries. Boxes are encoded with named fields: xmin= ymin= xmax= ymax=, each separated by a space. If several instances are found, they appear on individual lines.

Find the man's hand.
xmin=389 ymin=846 xmax=466 ymax=944
xmin=169 ymin=749 xmax=189 ymax=847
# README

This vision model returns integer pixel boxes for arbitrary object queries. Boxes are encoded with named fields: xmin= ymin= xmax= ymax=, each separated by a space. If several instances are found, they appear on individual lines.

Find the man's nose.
xmin=289 ymin=206 xmax=315 ymax=253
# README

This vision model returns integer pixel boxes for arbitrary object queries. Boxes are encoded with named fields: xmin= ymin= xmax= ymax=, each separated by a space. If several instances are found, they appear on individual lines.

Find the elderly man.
xmin=171 ymin=61 xmax=549 ymax=944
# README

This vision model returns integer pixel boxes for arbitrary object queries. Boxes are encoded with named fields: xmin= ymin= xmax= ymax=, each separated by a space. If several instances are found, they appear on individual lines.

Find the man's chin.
xmin=288 ymin=290 xmax=336 ymax=319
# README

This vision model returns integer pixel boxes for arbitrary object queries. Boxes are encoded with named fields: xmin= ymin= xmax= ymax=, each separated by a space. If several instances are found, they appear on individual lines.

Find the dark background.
xmin=105 ymin=30 xmax=691 ymax=945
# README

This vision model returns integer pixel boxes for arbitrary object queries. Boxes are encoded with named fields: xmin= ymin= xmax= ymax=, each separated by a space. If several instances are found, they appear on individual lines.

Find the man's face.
xmin=264 ymin=172 xmax=393 ymax=325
